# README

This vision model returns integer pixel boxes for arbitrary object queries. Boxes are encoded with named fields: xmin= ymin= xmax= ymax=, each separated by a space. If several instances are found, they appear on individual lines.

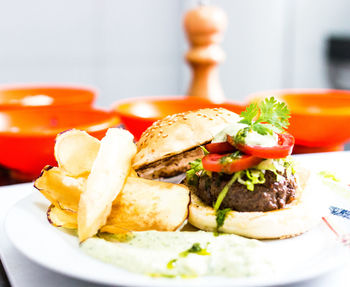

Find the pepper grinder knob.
xmin=184 ymin=4 xmax=228 ymax=103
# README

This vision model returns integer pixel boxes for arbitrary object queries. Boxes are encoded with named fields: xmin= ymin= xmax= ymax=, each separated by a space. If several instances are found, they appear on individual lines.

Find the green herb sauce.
xmin=219 ymin=151 xmax=242 ymax=165
xmin=215 ymin=208 xmax=231 ymax=232
xmin=81 ymin=231 xmax=273 ymax=278
xmin=179 ymin=242 xmax=210 ymax=257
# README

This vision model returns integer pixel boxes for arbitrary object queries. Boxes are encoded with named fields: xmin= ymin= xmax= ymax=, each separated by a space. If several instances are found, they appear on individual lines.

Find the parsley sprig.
xmin=239 ymin=97 xmax=290 ymax=136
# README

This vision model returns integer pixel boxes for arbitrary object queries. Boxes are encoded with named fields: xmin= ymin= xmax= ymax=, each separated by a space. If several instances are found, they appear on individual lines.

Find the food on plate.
xmin=47 ymin=204 xmax=77 ymax=229
xmin=81 ymin=231 xmax=274 ymax=278
xmin=185 ymin=98 xmax=325 ymax=238
xmin=188 ymin=169 xmax=323 ymax=239
xmin=40 ymin=174 xmax=189 ymax=233
xmin=78 ymin=128 xmax=136 ymax=242
xmin=32 ymin=99 xmax=329 ymax=279
xmin=35 ymin=166 xmax=83 ymax=212
xmin=133 ymin=108 xmax=240 ymax=179
xmin=129 ymin=168 xmax=138 ymax=177
xmin=101 ymin=177 xmax=189 ymax=233
xmin=318 ymin=170 xmax=350 ymax=205
xmin=54 ymin=129 xmax=100 ymax=177
xmin=35 ymin=128 xmax=190 ymax=240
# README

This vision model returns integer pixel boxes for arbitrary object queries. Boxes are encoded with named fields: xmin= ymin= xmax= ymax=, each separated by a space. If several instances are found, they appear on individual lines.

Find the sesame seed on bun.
xmin=132 ymin=108 xmax=240 ymax=171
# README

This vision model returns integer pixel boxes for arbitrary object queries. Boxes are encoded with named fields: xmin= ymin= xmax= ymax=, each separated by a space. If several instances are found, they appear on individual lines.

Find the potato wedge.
xmin=35 ymin=167 xmax=138 ymax=214
xmin=78 ymin=128 xmax=137 ymax=242
xmin=55 ymin=129 xmax=100 ymax=177
xmin=102 ymin=177 xmax=190 ymax=233
xmin=35 ymin=166 xmax=85 ymax=212
xmin=38 ymin=173 xmax=190 ymax=233
xmin=47 ymin=204 xmax=77 ymax=229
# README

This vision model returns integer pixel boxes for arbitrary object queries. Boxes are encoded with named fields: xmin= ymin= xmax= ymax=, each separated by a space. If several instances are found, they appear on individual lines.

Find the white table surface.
xmin=1 ymin=152 xmax=350 ymax=287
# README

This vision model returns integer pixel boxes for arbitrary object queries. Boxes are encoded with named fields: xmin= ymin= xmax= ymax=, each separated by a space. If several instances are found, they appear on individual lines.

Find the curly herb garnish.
xmin=239 ymin=97 xmax=290 ymax=137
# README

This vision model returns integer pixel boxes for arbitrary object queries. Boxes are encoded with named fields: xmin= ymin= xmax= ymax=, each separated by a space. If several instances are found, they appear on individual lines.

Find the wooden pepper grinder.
xmin=184 ymin=3 xmax=228 ymax=103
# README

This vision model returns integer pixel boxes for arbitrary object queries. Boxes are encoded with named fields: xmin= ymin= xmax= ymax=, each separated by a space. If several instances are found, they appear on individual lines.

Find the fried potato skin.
xmin=35 ymin=166 xmax=85 ymax=212
xmin=47 ymin=204 xmax=77 ymax=229
xmin=36 ymin=128 xmax=190 ymax=237
xmin=36 ymin=170 xmax=190 ymax=233
xmin=78 ymin=129 xmax=137 ymax=242
xmin=55 ymin=129 xmax=100 ymax=177
xmin=102 ymin=177 xmax=190 ymax=233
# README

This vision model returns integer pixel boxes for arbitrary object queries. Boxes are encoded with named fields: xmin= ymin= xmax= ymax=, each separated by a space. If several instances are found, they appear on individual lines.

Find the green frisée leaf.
xmin=189 ymin=158 xmax=203 ymax=172
xmin=213 ymin=158 xmax=295 ymax=211
xmin=186 ymin=158 xmax=204 ymax=186
xmin=239 ymin=170 xmax=265 ymax=191
xmin=200 ymin=145 xmax=209 ymax=155
xmin=257 ymin=157 xmax=295 ymax=181
xmin=214 ymin=173 xmax=240 ymax=210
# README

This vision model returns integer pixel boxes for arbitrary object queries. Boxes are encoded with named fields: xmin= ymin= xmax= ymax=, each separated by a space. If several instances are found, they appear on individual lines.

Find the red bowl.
xmin=248 ymin=89 xmax=350 ymax=148
xmin=0 ymin=83 xmax=96 ymax=110
xmin=0 ymin=107 xmax=119 ymax=176
xmin=113 ymin=96 xmax=246 ymax=140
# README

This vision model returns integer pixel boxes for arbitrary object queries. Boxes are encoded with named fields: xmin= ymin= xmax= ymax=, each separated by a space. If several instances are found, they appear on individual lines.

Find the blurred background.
xmin=0 ymin=0 xmax=349 ymax=106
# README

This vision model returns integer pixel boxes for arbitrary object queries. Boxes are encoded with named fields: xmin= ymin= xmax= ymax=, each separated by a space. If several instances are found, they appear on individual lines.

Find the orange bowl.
xmin=248 ymin=89 xmax=350 ymax=148
xmin=0 ymin=84 xmax=96 ymax=110
xmin=113 ymin=96 xmax=246 ymax=140
xmin=0 ymin=107 xmax=119 ymax=176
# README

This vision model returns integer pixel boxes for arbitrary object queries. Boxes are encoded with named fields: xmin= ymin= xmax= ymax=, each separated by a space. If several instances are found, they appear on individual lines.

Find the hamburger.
xmin=133 ymin=108 xmax=240 ymax=179
xmin=133 ymin=98 xmax=325 ymax=239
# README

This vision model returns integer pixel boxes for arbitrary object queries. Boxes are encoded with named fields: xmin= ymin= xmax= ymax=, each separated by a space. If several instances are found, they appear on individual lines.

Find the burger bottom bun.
xmin=188 ymin=168 xmax=328 ymax=239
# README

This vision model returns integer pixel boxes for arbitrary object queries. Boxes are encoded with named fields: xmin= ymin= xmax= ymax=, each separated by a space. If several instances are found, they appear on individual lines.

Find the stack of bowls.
xmin=0 ymin=84 xmax=119 ymax=183
xmin=4 ymin=86 xmax=348 ymax=183
xmin=113 ymin=90 xmax=350 ymax=153
xmin=248 ymin=89 xmax=350 ymax=153
xmin=113 ymin=96 xmax=246 ymax=140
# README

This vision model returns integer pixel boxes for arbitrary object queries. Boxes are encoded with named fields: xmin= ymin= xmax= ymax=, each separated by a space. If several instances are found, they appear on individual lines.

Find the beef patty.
xmin=194 ymin=171 xmax=297 ymax=212
xmin=136 ymin=146 xmax=204 ymax=179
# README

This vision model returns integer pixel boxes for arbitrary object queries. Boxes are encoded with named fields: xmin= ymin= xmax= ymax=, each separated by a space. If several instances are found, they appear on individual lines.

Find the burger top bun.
xmin=188 ymin=168 xmax=328 ymax=239
xmin=133 ymin=108 xmax=240 ymax=169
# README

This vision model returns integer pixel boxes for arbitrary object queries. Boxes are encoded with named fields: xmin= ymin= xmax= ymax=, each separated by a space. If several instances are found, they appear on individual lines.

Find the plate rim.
xmin=4 ymin=191 xmax=350 ymax=287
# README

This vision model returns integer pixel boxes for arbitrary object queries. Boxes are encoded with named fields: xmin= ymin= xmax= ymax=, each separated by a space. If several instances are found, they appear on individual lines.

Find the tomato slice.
xmin=202 ymin=153 xmax=263 ymax=174
xmin=228 ymin=133 xmax=295 ymax=159
xmin=205 ymin=142 xmax=236 ymax=154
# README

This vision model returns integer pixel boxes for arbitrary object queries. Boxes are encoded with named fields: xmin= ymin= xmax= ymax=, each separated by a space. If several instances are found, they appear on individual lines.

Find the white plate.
xmin=4 ymin=153 xmax=350 ymax=287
